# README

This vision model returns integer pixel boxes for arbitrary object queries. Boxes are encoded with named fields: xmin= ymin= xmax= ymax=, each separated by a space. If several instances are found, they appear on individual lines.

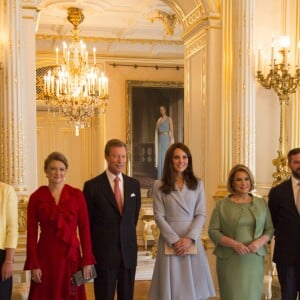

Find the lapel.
xmin=249 ymin=198 xmax=262 ymax=236
xmin=169 ymin=187 xmax=190 ymax=214
xmin=123 ymin=174 xmax=133 ymax=214
xmin=101 ymin=172 xmax=120 ymax=214
xmin=285 ymin=179 xmax=299 ymax=215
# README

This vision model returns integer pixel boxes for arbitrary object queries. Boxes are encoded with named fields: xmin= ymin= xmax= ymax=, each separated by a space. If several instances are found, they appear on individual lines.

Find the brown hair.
xmin=227 ymin=164 xmax=255 ymax=193
xmin=44 ymin=152 xmax=68 ymax=172
xmin=104 ymin=139 xmax=127 ymax=157
xmin=160 ymin=143 xmax=198 ymax=194
xmin=288 ymin=148 xmax=300 ymax=162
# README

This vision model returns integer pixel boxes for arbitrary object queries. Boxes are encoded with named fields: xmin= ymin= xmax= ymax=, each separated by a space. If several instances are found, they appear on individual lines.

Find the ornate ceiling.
xmin=36 ymin=0 xmax=185 ymax=60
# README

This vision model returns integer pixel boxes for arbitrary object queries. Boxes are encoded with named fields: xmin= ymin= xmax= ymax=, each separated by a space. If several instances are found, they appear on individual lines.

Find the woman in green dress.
xmin=208 ymin=164 xmax=274 ymax=300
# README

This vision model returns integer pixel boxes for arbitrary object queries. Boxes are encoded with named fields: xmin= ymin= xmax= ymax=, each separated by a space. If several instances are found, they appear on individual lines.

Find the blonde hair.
xmin=227 ymin=164 xmax=255 ymax=193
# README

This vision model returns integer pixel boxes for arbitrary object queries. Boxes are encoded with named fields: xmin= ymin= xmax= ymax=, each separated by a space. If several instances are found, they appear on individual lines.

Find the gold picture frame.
xmin=126 ymin=80 xmax=184 ymax=196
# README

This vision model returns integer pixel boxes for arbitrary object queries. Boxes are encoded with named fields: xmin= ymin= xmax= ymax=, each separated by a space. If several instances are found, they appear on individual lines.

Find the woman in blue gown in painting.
xmin=155 ymin=105 xmax=174 ymax=179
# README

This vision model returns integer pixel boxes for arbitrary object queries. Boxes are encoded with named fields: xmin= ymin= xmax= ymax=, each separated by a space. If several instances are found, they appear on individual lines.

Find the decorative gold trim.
xmin=36 ymin=34 xmax=183 ymax=46
xmin=18 ymin=197 xmax=28 ymax=233
xmin=162 ymin=0 xmax=186 ymax=27
xmin=185 ymin=34 xmax=207 ymax=58
xmin=149 ymin=10 xmax=178 ymax=36
xmin=180 ymin=5 xmax=208 ymax=40
xmin=109 ymin=63 xmax=183 ymax=70
xmin=67 ymin=7 xmax=84 ymax=29
xmin=22 ymin=16 xmax=34 ymax=20
xmin=21 ymin=5 xmax=38 ymax=10
xmin=183 ymin=4 xmax=207 ymax=28
xmin=180 ymin=3 xmax=221 ymax=42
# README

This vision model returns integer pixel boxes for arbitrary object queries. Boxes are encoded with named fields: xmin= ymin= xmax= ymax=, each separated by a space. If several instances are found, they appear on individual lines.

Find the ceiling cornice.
xmin=35 ymin=34 xmax=183 ymax=46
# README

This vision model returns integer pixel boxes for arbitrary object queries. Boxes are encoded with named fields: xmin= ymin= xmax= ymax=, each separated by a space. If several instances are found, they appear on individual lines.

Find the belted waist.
xmin=158 ymin=131 xmax=169 ymax=135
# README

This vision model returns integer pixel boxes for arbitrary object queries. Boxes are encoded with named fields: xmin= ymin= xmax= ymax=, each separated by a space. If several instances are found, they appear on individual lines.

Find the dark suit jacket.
xmin=268 ymin=178 xmax=300 ymax=265
xmin=83 ymin=171 xmax=141 ymax=270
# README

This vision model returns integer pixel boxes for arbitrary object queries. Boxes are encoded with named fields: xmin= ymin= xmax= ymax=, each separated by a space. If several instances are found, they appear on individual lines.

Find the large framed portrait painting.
xmin=126 ymin=80 xmax=184 ymax=197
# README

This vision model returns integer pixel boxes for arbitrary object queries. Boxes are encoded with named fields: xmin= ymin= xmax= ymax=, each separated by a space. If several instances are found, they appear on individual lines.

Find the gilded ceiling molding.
xmin=184 ymin=4 xmax=207 ymax=28
xmin=184 ymin=33 xmax=206 ymax=58
xmin=36 ymin=53 xmax=184 ymax=69
xmin=162 ymin=0 xmax=219 ymax=32
xmin=181 ymin=5 xmax=209 ymax=40
xmin=149 ymin=10 xmax=177 ymax=36
xmin=179 ymin=2 xmax=221 ymax=42
xmin=162 ymin=0 xmax=185 ymax=25
xmin=35 ymin=34 xmax=183 ymax=46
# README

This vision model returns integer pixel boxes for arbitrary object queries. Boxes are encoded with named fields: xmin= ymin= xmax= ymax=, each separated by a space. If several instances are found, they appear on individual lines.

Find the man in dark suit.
xmin=268 ymin=148 xmax=300 ymax=300
xmin=83 ymin=139 xmax=141 ymax=300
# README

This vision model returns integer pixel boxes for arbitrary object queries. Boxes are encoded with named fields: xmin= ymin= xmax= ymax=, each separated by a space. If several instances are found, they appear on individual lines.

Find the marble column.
xmin=0 ymin=0 xmax=38 ymax=285
xmin=0 ymin=1 xmax=38 ymax=195
xmin=218 ymin=0 xmax=256 ymax=190
xmin=21 ymin=2 xmax=39 ymax=194
xmin=0 ymin=0 xmax=25 ymax=191
xmin=230 ymin=0 xmax=256 ymax=172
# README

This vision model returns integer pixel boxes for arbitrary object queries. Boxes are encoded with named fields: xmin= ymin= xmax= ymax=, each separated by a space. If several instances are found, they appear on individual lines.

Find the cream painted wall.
xmin=36 ymin=111 xmax=93 ymax=189
xmin=254 ymin=0 xmax=282 ymax=193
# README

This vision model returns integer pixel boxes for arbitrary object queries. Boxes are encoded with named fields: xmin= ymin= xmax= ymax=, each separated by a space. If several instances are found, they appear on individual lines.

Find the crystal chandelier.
xmin=43 ymin=7 xmax=109 ymax=135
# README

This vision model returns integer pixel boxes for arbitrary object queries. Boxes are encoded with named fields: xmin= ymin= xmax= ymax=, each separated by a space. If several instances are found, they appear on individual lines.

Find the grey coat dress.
xmin=148 ymin=180 xmax=215 ymax=300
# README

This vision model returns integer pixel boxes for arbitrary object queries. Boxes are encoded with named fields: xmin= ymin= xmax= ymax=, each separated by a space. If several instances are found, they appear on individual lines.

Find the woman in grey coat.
xmin=149 ymin=143 xmax=215 ymax=300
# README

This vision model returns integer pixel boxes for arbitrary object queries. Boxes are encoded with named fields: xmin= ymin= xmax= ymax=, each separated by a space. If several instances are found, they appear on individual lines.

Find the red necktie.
xmin=114 ymin=176 xmax=123 ymax=214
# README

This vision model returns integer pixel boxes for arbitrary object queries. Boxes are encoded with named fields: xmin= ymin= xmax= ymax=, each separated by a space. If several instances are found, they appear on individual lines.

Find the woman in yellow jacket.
xmin=0 ymin=182 xmax=18 ymax=300
xmin=208 ymin=164 xmax=274 ymax=300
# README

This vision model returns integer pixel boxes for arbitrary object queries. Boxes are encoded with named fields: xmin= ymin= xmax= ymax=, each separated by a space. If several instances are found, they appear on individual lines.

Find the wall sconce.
xmin=256 ymin=35 xmax=300 ymax=185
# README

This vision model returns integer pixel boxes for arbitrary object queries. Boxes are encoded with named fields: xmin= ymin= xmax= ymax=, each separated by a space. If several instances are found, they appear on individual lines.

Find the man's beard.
xmin=291 ymin=168 xmax=300 ymax=180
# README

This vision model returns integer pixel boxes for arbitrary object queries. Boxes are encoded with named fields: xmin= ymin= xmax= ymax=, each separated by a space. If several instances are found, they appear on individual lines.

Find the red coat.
xmin=24 ymin=184 xmax=95 ymax=300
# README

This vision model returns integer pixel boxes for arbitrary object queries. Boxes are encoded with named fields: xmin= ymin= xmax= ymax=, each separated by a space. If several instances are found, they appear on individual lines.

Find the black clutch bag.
xmin=71 ymin=265 xmax=97 ymax=286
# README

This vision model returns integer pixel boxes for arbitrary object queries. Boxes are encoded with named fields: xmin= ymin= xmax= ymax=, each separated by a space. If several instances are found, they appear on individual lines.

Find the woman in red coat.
xmin=24 ymin=152 xmax=95 ymax=300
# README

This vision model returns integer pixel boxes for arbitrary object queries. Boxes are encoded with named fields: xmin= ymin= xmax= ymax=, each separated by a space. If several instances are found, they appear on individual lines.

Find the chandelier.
xmin=43 ymin=7 xmax=109 ymax=135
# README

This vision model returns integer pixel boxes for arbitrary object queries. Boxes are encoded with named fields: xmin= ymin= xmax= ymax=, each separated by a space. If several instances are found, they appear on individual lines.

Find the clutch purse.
xmin=165 ymin=241 xmax=197 ymax=255
xmin=71 ymin=265 xmax=97 ymax=286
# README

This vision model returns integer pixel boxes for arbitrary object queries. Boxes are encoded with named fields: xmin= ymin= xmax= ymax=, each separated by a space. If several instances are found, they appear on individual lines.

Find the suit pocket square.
xmin=130 ymin=193 xmax=136 ymax=197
